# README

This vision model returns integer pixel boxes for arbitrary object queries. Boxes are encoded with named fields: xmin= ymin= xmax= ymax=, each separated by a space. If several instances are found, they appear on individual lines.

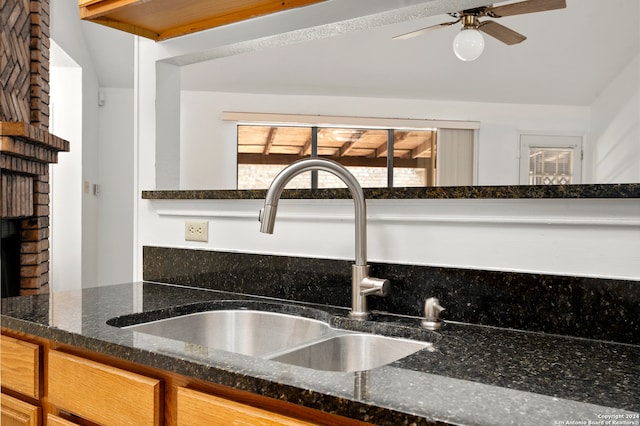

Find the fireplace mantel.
xmin=1 ymin=121 xmax=69 ymax=218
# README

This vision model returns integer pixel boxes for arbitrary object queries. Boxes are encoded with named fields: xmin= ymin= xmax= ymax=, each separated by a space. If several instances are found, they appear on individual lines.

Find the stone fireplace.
xmin=1 ymin=0 xmax=69 ymax=296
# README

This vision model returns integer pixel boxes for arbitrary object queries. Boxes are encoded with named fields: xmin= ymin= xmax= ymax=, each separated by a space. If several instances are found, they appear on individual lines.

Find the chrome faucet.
xmin=259 ymin=158 xmax=389 ymax=320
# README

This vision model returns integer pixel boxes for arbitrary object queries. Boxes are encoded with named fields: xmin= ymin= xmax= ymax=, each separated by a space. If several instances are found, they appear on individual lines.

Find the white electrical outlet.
xmin=185 ymin=220 xmax=208 ymax=242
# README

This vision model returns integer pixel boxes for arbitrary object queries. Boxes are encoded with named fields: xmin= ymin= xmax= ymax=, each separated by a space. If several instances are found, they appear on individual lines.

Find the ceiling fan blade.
xmin=479 ymin=20 xmax=526 ymax=45
xmin=489 ymin=0 xmax=566 ymax=17
xmin=393 ymin=20 xmax=460 ymax=40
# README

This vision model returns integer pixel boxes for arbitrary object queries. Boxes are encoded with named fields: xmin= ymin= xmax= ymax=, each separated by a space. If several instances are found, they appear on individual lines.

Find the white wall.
xmin=590 ymin=55 xmax=640 ymax=183
xmin=139 ymin=197 xmax=640 ymax=281
xmin=97 ymin=88 xmax=135 ymax=285
xmin=51 ymin=2 xmax=135 ymax=288
xmin=51 ymin=1 xmax=100 ymax=289
xmin=50 ymin=43 xmax=83 ymax=293
xmin=179 ymin=91 xmax=591 ymax=189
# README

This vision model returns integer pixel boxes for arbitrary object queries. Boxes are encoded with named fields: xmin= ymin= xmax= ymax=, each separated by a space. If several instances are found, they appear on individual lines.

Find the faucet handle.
xmin=359 ymin=277 xmax=390 ymax=297
xmin=422 ymin=297 xmax=445 ymax=330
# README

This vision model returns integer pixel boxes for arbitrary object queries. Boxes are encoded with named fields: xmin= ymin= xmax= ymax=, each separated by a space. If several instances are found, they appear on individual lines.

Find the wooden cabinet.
xmin=78 ymin=0 xmax=326 ymax=41
xmin=1 ymin=330 xmax=365 ymax=426
xmin=48 ymin=350 xmax=161 ymax=426
xmin=177 ymin=387 xmax=316 ymax=426
xmin=1 ymin=335 xmax=40 ymax=399
xmin=1 ymin=335 xmax=41 ymax=426
xmin=0 ymin=394 xmax=40 ymax=426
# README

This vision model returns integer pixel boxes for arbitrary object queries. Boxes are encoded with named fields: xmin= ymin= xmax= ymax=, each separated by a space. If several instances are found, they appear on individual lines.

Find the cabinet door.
xmin=48 ymin=350 xmax=161 ymax=426
xmin=0 ymin=393 xmax=40 ymax=426
xmin=177 ymin=387 xmax=317 ymax=426
xmin=0 ymin=335 xmax=40 ymax=399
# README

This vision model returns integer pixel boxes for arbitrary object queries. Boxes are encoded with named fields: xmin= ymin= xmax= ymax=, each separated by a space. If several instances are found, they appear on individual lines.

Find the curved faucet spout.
xmin=259 ymin=158 xmax=366 ymax=266
xmin=259 ymin=158 xmax=389 ymax=319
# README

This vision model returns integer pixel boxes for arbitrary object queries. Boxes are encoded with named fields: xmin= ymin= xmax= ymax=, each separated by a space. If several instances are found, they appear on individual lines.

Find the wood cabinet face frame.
xmin=1 ymin=330 xmax=368 ymax=426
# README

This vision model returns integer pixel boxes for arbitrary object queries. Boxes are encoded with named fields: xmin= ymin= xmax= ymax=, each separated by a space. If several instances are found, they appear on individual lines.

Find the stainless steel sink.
xmin=124 ymin=310 xmax=332 ymax=357
xmin=271 ymin=333 xmax=429 ymax=372
xmin=121 ymin=308 xmax=431 ymax=372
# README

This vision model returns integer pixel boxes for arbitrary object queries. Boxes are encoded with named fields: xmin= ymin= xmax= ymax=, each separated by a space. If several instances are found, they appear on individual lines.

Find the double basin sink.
xmin=114 ymin=308 xmax=431 ymax=373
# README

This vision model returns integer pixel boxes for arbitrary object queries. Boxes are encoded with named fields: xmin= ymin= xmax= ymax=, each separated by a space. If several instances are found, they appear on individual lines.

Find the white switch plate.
xmin=185 ymin=220 xmax=208 ymax=242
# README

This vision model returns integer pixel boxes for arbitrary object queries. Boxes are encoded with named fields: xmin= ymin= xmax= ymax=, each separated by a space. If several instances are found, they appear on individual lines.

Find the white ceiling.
xmin=82 ymin=0 xmax=639 ymax=106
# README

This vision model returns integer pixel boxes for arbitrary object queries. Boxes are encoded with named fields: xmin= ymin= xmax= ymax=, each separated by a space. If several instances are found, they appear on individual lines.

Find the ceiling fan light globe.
xmin=453 ymin=29 xmax=485 ymax=61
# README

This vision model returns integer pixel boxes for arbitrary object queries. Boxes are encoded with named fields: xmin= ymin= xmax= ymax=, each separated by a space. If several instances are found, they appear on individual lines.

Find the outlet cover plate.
xmin=185 ymin=220 xmax=208 ymax=242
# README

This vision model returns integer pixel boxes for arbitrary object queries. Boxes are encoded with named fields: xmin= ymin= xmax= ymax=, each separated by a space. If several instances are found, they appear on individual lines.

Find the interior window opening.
xmin=237 ymin=124 xmax=451 ymax=190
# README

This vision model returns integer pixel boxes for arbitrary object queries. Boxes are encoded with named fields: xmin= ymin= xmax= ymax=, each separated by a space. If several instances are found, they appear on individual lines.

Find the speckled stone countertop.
xmin=142 ymin=183 xmax=640 ymax=200
xmin=2 ymin=282 xmax=638 ymax=426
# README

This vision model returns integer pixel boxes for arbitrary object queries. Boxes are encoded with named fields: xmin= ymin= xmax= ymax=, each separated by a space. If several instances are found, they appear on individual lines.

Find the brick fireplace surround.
xmin=1 ymin=0 xmax=70 ymax=296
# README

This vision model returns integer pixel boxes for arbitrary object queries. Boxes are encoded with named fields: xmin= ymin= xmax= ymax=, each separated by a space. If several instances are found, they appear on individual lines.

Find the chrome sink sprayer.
xmin=259 ymin=158 xmax=390 ymax=320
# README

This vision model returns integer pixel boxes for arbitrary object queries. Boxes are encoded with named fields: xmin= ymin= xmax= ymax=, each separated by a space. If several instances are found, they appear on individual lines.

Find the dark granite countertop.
xmin=142 ymin=183 xmax=640 ymax=200
xmin=2 ymin=282 xmax=639 ymax=426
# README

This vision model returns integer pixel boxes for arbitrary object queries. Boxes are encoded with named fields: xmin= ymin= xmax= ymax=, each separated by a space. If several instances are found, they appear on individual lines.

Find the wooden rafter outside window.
xmin=237 ymin=125 xmax=438 ymax=189
xmin=237 ymin=126 xmax=436 ymax=169
xmin=228 ymin=112 xmax=479 ymax=190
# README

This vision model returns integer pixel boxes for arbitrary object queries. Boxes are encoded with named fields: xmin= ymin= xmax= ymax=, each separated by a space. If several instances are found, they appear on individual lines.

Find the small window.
xmin=519 ymin=135 xmax=582 ymax=185
xmin=528 ymin=148 xmax=574 ymax=185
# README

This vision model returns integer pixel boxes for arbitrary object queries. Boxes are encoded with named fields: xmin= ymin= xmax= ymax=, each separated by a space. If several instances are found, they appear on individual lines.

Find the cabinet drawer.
xmin=47 ymin=414 xmax=81 ymax=426
xmin=177 ymin=387 xmax=316 ymax=426
xmin=0 ymin=335 xmax=40 ymax=399
xmin=0 ymin=392 xmax=40 ymax=426
xmin=48 ymin=350 xmax=161 ymax=426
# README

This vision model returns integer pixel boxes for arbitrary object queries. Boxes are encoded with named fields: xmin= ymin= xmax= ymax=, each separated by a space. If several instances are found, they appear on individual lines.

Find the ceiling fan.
xmin=394 ymin=0 xmax=567 ymax=61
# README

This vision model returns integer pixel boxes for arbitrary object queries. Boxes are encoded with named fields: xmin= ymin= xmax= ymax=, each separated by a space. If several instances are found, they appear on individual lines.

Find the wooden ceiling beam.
xmin=375 ymin=132 xmax=412 ymax=158
xmin=262 ymin=127 xmax=278 ymax=155
xmin=79 ymin=0 xmax=328 ymax=41
xmin=375 ymin=141 xmax=388 ymax=158
xmin=411 ymin=133 xmax=434 ymax=159
xmin=412 ymin=143 xmax=432 ymax=159
xmin=390 ymin=132 xmax=413 ymax=157
xmin=300 ymin=136 xmax=312 ymax=156
xmin=338 ymin=130 xmax=366 ymax=157
xmin=238 ymin=153 xmax=420 ymax=168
